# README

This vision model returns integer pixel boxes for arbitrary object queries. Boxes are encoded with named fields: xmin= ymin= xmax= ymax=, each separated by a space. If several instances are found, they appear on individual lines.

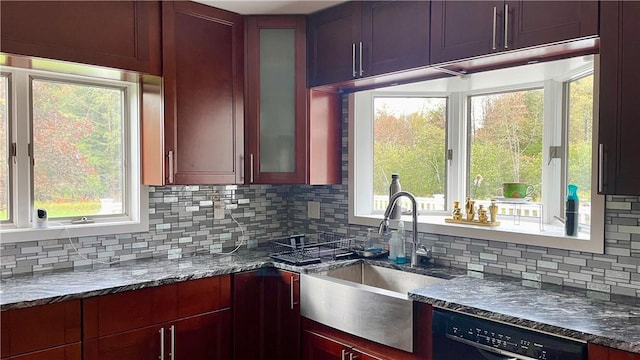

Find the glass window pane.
xmin=0 ymin=75 xmax=8 ymax=221
xmin=31 ymin=79 xmax=124 ymax=218
xmin=567 ymin=74 xmax=593 ymax=227
xmin=373 ymin=97 xmax=447 ymax=212
xmin=469 ymin=89 xmax=544 ymax=202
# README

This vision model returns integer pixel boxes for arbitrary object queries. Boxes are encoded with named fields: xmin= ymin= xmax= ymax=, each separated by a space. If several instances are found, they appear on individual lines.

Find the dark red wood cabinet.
xmin=430 ymin=1 xmax=598 ymax=64
xmin=0 ymin=1 xmax=161 ymax=75
xmin=598 ymin=1 xmax=640 ymax=196
xmin=302 ymin=303 xmax=433 ymax=360
xmin=233 ymin=269 xmax=301 ymax=360
xmin=162 ymin=1 xmax=244 ymax=185
xmin=83 ymin=275 xmax=231 ymax=360
xmin=245 ymin=16 xmax=341 ymax=185
xmin=307 ymin=1 xmax=431 ymax=87
xmin=589 ymin=343 xmax=640 ymax=360
xmin=0 ymin=301 xmax=81 ymax=360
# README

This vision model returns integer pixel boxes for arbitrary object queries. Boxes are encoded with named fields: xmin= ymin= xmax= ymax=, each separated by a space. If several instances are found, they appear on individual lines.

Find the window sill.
xmin=0 ymin=216 xmax=149 ymax=244
xmin=349 ymin=213 xmax=604 ymax=254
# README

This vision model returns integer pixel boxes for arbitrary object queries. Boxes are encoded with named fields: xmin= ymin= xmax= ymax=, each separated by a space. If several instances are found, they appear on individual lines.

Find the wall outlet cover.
xmin=214 ymin=202 xmax=225 ymax=220
xmin=308 ymin=201 xmax=320 ymax=219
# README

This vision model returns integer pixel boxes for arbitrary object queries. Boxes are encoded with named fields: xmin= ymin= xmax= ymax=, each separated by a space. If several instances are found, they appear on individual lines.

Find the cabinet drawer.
xmin=0 ymin=301 xmax=80 ymax=358
xmin=177 ymin=275 xmax=231 ymax=318
xmin=83 ymin=284 xmax=177 ymax=339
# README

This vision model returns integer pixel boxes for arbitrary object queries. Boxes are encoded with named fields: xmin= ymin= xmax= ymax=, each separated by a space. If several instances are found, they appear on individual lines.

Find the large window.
xmin=350 ymin=55 xmax=604 ymax=253
xmin=0 ymin=60 xmax=146 ymax=242
xmin=31 ymin=78 xmax=125 ymax=218
xmin=373 ymin=97 xmax=447 ymax=213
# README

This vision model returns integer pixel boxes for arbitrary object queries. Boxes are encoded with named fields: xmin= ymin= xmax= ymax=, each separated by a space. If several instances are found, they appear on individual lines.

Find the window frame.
xmin=0 ymin=64 xmax=148 ymax=243
xmin=348 ymin=57 xmax=604 ymax=254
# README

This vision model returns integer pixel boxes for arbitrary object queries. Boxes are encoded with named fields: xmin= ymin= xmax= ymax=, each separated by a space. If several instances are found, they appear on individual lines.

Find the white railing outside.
xmin=373 ymin=195 xmax=591 ymax=225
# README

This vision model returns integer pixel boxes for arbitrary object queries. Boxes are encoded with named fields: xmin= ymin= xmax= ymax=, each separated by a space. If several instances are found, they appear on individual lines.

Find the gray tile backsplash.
xmin=2 ymin=96 xmax=640 ymax=299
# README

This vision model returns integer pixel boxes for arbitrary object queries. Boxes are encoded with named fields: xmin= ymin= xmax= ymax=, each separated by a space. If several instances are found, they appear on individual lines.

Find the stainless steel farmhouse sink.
xmin=300 ymin=263 xmax=446 ymax=352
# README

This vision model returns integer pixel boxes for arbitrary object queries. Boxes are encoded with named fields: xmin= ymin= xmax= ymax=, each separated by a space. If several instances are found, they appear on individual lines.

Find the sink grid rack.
xmin=269 ymin=232 xmax=355 ymax=265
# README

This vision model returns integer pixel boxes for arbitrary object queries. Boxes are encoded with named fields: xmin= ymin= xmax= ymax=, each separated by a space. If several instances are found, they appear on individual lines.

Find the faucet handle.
xmin=416 ymin=245 xmax=431 ymax=258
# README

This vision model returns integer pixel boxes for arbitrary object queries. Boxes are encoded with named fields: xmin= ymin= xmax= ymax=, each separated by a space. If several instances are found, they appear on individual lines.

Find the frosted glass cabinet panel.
xmin=259 ymin=28 xmax=296 ymax=173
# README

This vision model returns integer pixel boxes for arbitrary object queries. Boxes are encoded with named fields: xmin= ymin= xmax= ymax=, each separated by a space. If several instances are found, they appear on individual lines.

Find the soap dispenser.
xmin=396 ymin=220 xmax=406 ymax=264
xmin=388 ymin=231 xmax=398 ymax=260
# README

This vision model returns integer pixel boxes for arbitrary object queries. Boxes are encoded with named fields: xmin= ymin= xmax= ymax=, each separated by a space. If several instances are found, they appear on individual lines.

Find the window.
xmin=0 ymin=60 xmax=147 ymax=243
xmin=0 ymin=74 xmax=9 ymax=222
xmin=373 ymin=97 xmax=448 ymax=213
xmin=350 ymin=55 xmax=604 ymax=253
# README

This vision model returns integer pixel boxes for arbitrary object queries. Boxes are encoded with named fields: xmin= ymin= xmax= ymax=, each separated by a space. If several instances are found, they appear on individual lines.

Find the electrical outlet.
xmin=214 ymin=202 xmax=225 ymax=220
xmin=308 ymin=201 xmax=320 ymax=219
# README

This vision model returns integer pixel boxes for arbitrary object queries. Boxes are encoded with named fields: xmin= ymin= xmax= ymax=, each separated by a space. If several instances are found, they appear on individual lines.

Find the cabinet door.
xmin=83 ymin=284 xmax=177 ymax=340
xmin=0 ymin=301 xmax=80 ymax=358
xmin=509 ymin=1 xmax=598 ymax=50
xmin=361 ymin=1 xmax=431 ymax=77
xmin=303 ymin=330 xmax=350 ymax=360
xmin=163 ymin=1 xmax=244 ymax=185
xmin=172 ymin=309 xmax=232 ymax=360
xmin=233 ymin=269 xmax=301 ymax=360
xmin=598 ymin=1 xmax=640 ymax=195
xmin=83 ymin=326 xmax=162 ymax=360
xmin=246 ymin=16 xmax=307 ymax=184
xmin=430 ymin=1 xmax=503 ymax=64
xmin=588 ymin=343 xmax=640 ymax=360
xmin=0 ymin=1 xmax=161 ymax=75
xmin=307 ymin=2 xmax=362 ymax=86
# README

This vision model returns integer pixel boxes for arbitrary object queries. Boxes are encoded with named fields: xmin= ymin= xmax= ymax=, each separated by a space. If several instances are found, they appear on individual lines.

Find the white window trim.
xmin=348 ymin=57 xmax=604 ymax=254
xmin=0 ymin=65 xmax=148 ymax=244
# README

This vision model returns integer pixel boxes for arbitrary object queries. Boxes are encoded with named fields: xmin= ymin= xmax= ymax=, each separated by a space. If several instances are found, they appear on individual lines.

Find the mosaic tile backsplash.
xmin=2 ymin=96 xmax=640 ymax=300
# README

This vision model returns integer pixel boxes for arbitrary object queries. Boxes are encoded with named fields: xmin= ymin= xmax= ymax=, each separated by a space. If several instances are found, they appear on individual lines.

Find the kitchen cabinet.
xmin=0 ymin=1 xmax=161 ymax=75
xmin=0 ymin=301 xmax=81 ymax=360
xmin=245 ymin=16 xmax=341 ymax=185
xmin=589 ymin=344 xmax=640 ymax=360
xmin=161 ymin=1 xmax=244 ymax=185
xmin=233 ymin=268 xmax=301 ymax=359
xmin=302 ymin=304 xmax=433 ymax=360
xmin=598 ymin=1 xmax=640 ymax=196
xmin=430 ymin=1 xmax=598 ymax=64
xmin=307 ymin=1 xmax=431 ymax=87
xmin=83 ymin=275 xmax=231 ymax=360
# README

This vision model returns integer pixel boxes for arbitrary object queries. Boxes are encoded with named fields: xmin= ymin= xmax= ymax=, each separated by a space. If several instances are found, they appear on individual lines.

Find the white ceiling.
xmin=193 ymin=1 xmax=346 ymax=15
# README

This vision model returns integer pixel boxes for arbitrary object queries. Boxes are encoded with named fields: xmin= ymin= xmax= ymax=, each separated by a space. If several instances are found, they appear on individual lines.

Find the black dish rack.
xmin=269 ymin=232 xmax=355 ymax=265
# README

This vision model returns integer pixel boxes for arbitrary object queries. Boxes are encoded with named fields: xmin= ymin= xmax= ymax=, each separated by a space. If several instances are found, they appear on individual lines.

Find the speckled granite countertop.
xmin=409 ymin=271 xmax=640 ymax=354
xmin=1 ymin=250 xmax=639 ymax=354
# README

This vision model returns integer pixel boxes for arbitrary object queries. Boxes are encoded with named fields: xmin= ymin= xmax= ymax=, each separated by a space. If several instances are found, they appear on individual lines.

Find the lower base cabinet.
xmin=0 ymin=300 xmax=81 ymax=360
xmin=83 ymin=275 xmax=231 ymax=360
xmin=589 ymin=344 xmax=640 ymax=360
xmin=233 ymin=268 xmax=300 ymax=360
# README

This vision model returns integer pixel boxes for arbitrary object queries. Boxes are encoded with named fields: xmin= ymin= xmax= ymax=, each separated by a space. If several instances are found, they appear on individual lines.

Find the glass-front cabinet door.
xmin=245 ymin=16 xmax=307 ymax=184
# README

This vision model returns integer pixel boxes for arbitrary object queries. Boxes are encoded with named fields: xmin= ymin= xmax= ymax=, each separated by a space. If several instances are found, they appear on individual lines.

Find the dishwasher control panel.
xmin=433 ymin=309 xmax=587 ymax=360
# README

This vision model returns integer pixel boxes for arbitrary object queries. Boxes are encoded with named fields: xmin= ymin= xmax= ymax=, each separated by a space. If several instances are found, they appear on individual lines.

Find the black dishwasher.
xmin=432 ymin=308 xmax=587 ymax=360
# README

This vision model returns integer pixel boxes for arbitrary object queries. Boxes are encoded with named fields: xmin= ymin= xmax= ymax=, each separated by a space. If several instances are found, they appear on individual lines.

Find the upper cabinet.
xmin=161 ymin=1 xmax=244 ymax=185
xmin=598 ymin=1 xmax=640 ymax=196
xmin=0 ymin=1 xmax=161 ymax=75
xmin=431 ymin=1 xmax=598 ymax=64
xmin=307 ymin=1 xmax=431 ymax=87
xmin=245 ymin=16 xmax=341 ymax=185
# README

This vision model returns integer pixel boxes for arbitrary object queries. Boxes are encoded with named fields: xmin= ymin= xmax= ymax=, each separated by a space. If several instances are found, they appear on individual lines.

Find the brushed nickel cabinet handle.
xmin=290 ymin=274 xmax=299 ymax=310
xmin=352 ymin=43 xmax=357 ymax=78
xmin=598 ymin=144 xmax=604 ymax=193
xmin=492 ymin=6 xmax=497 ymax=50
xmin=504 ymin=4 xmax=509 ymax=49
xmin=159 ymin=327 xmax=165 ymax=360
xmin=250 ymin=153 xmax=254 ymax=183
xmin=169 ymin=325 xmax=175 ymax=360
xmin=167 ymin=151 xmax=174 ymax=184
xmin=341 ymin=349 xmax=347 ymax=360
xmin=359 ymin=42 xmax=364 ymax=77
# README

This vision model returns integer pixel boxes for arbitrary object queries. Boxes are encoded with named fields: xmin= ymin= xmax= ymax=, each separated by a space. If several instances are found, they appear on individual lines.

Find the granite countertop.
xmin=409 ymin=272 xmax=640 ymax=354
xmin=2 ymin=250 xmax=639 ymax=354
